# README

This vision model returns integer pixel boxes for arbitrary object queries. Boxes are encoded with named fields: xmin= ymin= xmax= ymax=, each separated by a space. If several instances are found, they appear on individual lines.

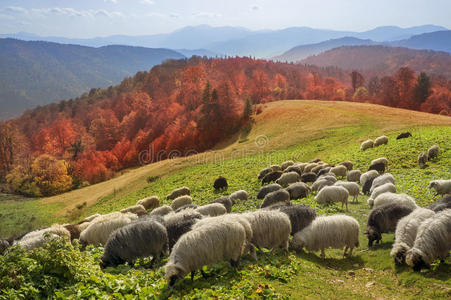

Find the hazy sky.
xmin=0 ymin=0 xmax=449 ymax=37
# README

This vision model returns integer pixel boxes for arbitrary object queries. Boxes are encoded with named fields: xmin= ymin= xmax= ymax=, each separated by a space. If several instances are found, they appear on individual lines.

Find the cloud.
xmin=251 ymin=5 xmax=260 ymax=11
xmin=140 ymin=0 xmax=155 ymax=4
xmin=104 ymin=0 xmax=119 ymax=3
xmin=1 ymin=6 xmax=124 ymax=19
xmin=192 ymin=12 xmax=222 ymax=18
xmin=3 ymin=6 xmax=28 ymax=14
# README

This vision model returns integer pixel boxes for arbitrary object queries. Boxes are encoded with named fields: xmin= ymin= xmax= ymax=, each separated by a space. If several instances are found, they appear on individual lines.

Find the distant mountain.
xmin=175 ymin=48 xmax=219 ymax=58
xmin=2 ymin=24 xmax=446 ymax=58
xmin=355 ymin=25 xmax=447 ymax=41
xmin=273 ymin=37 xmax=376 ymax=62
xmin=392 ymin=30 xmax=451 ymax=53
xmin=300 ymin=45 xmax=451 ymax=78
xmin=0 ymin=38 xmax=184 ymax=120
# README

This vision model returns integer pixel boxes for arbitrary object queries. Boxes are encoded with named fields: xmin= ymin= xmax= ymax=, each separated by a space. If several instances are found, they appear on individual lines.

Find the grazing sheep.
xmin=63 ymin=224 xmax=82 ymax=241
xmin=301 ymin=172 xmax=317 ymax=183
xmin=284 ymin=166 xmax=303 ymax=176
xmin=366 ymin=203 xmax=414 ymax=247
xmin=397 ymin=132 xmax=412 ymax=140
xmin=79 ymin=212 xmax=138 ymax=246
xmin=120 ymin=204 xmax=147 ymax=216
xmin=242 ymin=210 xmax=291 ymax=252
xmin=367 ymin=183 xmax=397 ymax=207
xmin=371 ymin=157 xmax=389 ymax=167
xmin=285 ymin=182 xmax=310 ymax=199
xmin=330 ymin=165 xmax=347 ymax=178
xmin=261 ymin=201 xmax=292 ymax=210
xmin=339 ymin=161 xmax=353 ymax=171
xmin=370 ymin=173 xmax=396 ymax=193
xmin=269 ymin=204 xmax=316 ymax=235
xmin=317 ymin=167 xmax=332 ymax=176
xmin=210 ymin=196 xmax=233 ymax=213
xmin=175 ymin=204 xmax=199 ymax=213
xmin=270 ymin=164 xmax=283 ymax=172
xmin=314 ymin=185 xmax=349 ymax=211
xmin=368 ymin=162 xmax=386 ymax=174
xmin=406 ymin=209 xmax=451 ymax=271
xmin=281 ymin=161 xmax=295 ymax=170
xmin=317 ymin=174 xmax=337 ymax=183
xmin=164 ymin=209 xmax=203 ymax=250
xmin=311 ymin=179 xmax=334 ymax=192
xmin=390 ymin=208 xmax=435 ymax=265
xmin=261 ymin=189 xmax=290 ymax=209
xmin=78 ymin=222 xmax=92 ymax=233
xmin=303 ymin=163 xmax=319 ymax=173
xmin=309 ymin=158 xmax=322 ymax=163
xmin=165 ymin=222 xmax=246 ymax=287
xmin=196 ymin=203 xmax=227 ymax=217
xmin=372 ymin=192 xmax=418 ymax=210
xmin=334 ymin=181 xmax=361 ymax=202
xmin=137 ymin=196 xmax=160 ymax=210
xmin=294 ymin=162 xmax=308 ymax=171
xmin=193 ymin=214 xmax=256 ymax=259
xmin=213 ymin=176 xmax=228 ymax=190
xmin=0 ymin=239 xmax=9 ymax=255
xmin=171 ymin=195 xmax=193 ymax=210
xmin=275 ymin=171 xmax=300 ymax=187
xmin=292 ymin=215 xmax=360 ymax=258
xmin=100 ymin=220 xmax=169 ymax=268
xmin=427 ymin=195 xmax=451 ymax=212
xmin=14 ymin=224 xmax=71 ymax=250
xmin=347 ymin=170 xmax=362 ymax=182
xmin=374 ymin=136 xmax=389 ymax=147
xmin=418 ymin=152 xmax=428 ymax=169
xmin=262 ymin=171 xmax=283 ymax=185
xmin=427 ymin=145 xmax=439 ymax=160
xmin=166 ymin=186 xmax=191 ymax=200
xmin=258 ymin=167 xmax=273 ymax=180
xmin=360 ymin=170 xmax=380 ymax=187
xmin=229 ymin=190 xmax=248 ymax=203
xmin=428 ymin=180 xmax=451 ymax=196
xmin=149 ymin=205 xmax=173 ymax=217
xmin=361 ymin=139 xmax=374 ymax=151
xmin=81 ymin=213 xmax=101 ymax=223
xmin=257 ymin=184 xmax=282 ymax=199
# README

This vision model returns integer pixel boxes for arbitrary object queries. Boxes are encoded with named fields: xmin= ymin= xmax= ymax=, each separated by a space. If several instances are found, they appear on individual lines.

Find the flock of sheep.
xmin=0 ymin=131 xmax=450 ymax=289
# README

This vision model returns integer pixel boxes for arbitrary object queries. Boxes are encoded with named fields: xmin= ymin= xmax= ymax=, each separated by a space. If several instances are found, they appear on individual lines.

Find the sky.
xmin=0 ymin=0 xmax=449 ymax=38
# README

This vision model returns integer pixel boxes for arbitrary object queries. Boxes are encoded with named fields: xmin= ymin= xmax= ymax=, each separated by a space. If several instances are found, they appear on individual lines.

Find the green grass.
xmin=1 ymin=121 xmax=450 ymax=298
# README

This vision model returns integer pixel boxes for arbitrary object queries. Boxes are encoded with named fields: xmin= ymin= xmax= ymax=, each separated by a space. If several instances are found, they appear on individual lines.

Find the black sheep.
xmin=165 ymin=214 xmax=202 ymax=250
xmin=396 ymin=132 xmax=412 ymax=140
xmin=261 ymin=171 xmax=283 ymax=185
xmin=427 ymin=195 xmax=451 ymax=212
xmin=300 ymin=172 xmax=317 ymax=183
xmin=270 ymin=204 xmax=316 ymax=235
xmin=213 ymin=176 xmax=228 ymax=190
xmin=284 ymin=166 xmax=303 ymax=177
xmin=257 ymin=184 xmax=282 ymax=199
xmin=368 ymin=162 xmax=385 ymax=174
xmin=362 ymin=176 xmax=377 ymax=195
xmin=366 ymin=203 xmax=414 ymax=247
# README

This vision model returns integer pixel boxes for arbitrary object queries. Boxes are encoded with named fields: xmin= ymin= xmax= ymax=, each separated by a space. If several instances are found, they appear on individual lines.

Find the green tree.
xmin=350 ymin=71 xmax=364 ymax=93
xmin=243 ymin=97 xmax=253 ymax=121
xmin=412 ymin=72 xmax=431 ymax=110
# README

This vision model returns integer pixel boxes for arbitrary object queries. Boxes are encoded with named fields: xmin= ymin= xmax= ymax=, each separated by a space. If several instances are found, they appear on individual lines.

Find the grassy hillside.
xmin=0 ymin=100 xmax=450 ymax=298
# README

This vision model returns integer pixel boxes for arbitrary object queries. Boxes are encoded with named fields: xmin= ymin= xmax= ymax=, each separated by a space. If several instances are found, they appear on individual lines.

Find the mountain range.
xmin=0 ymin=38 xmax=184 ymax=120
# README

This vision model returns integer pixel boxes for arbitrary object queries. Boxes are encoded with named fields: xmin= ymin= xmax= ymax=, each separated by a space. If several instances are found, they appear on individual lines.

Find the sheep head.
xmin=365 ymin=226 xmax=381 ymax=247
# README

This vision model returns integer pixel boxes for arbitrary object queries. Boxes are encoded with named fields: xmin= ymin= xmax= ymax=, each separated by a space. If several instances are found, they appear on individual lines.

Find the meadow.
xmin=0 ymin=100 xmax=450 ymax=299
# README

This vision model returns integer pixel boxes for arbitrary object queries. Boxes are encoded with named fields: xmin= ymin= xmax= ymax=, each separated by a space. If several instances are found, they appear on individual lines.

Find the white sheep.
xmin=242 ymin=210 xmax=291 ymax=252
xmin=270 ymin=164 xmax=282 ymax=172
xmin=347 ymin=170 xmax=361 ymax=182
xmin=372 ymin=192 xmax=418 ymax=210
xmin=317 ymin=174 xmax=337 ymax=183
xmin=329 ymin=165 xmax=347 ymax=178
xmin=360 ymin=139 xmax=374 ymax=151
xmin=275 ymin=171 xmax=300 ymax=187
xmin=120 ymin=204 xmax=147 ymax=215
xmin=370 ymin=173 xmax=396 ymax=193
xmin=292 ymin=215 xmax=360 ymax=258
xmin=314 ymin=185 xmax=349 ymax=211
xmin=303 ymin=163 xmax=319 ymax=173
xmin=82 ymin=213 xmax=101 ymax=223
xmin=281 ymin=160 xmax=295 ymax=170
xmin=164 ymin=221 xmax=246 ymax=287
xmin=418 ymin=152 xmax=428 ymax=169
xmin=406 ymin=209 xmax=451 ymax=271
xmin=311 ymin=179 xmax=334 ymax=192
xmin=367 ymin=183 xmax=397 ymax=207
xmin=293 ymin=162 xmax=308 ymax=171
xmin=136 ymin=196 xmax=160 ymax=210
xmin=79 ymin=212 xmax=138 ymax=246
xmin=149 ymin=205 xmax=173 ymax=217
xmin=338 ymin=161 xmax=353 ymax=171
xmin=334 ymin=181 xmax=361 ymax=202
xmin=374 ymin=136 xmax=388 ymax=147
xmin=371 ymin=157 xmax=388 ymax=167
xmin=428 ymin=180 xmax=451 ymax=196
xmin=260 ymin=189 xmax=290 ymax=209
xmin=13 ymin=224 xmax=71 ymax=250
xmin=171 ymin=195 xmax=193 ymax=210
xmin=229 ymin=190 xmax=248 ymax=203
xmin=166 ymin=186 xmax=190 ymax=200
xmin=195 ymin=203 xmax=227 ymax=217
xmin=427 ymin=145 xmax=439 ymax=160
xmin=360 ymin=170 xmax=380 ymax=187
xmin=390 ymin=208 xmax=435 ymax=265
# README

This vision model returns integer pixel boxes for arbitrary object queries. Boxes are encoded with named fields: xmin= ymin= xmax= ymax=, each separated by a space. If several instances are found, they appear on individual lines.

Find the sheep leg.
xmin=349 ymin=247 xmax=353 ymax=256
xmin=191 ymin=271 xmax=196 ymax=281
xmin=343 ymin=246 xmax=348 ymax=257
